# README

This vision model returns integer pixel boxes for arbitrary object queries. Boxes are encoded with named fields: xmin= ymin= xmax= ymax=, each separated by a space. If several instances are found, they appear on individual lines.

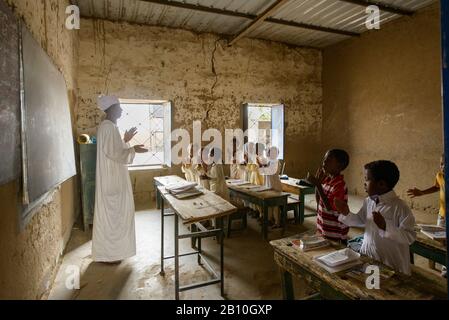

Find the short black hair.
xmin=364 ymin=160 xmax=400 ymax=190
xmin=327 ymin=149 xmax=350 ymax=171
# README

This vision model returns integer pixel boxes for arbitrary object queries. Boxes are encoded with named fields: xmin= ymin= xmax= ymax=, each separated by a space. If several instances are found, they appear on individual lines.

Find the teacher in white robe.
xmin=92 ymin=95 xmax=148 ymax=263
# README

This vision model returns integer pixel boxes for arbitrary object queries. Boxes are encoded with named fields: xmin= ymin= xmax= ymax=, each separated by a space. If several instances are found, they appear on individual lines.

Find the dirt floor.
xmin=48 ymin=195 xmax=444 ymax=300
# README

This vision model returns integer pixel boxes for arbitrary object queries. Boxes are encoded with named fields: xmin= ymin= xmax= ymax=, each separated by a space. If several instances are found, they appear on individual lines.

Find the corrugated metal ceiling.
xmin=72 ymin=0 xmax=437 ymax=48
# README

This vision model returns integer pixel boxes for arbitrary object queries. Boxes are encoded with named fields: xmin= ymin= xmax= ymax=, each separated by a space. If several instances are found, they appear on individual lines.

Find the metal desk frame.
xmin=228 ymin=187 xmax=288 ymax=240
xmin=410 ymin=240 xmax=447 ymax=266
xmin=159 ymin=189 xmax=225 ymax=300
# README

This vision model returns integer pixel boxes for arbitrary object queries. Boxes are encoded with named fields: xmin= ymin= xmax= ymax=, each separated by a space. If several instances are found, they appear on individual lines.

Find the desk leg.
xmin=160 ymin=198 xmax=165 ymax=276
xmin=219 ymin=216 xmax=225 ymax=297
xmin=156 ymin=184 xmax=161 ymax=210
xmin=198 ymin=234 xmax=202 ymax=265
xmin=174 ymin=213 xmax=180 ymax=300
xmin=299 ymin=193 xmax=305 ymax=224
xmin=191 ymin=223 xmax=197 ymax=249
xmin=262 ymin=205 xmax=268 ymax=240
xmin=281 ymin=270 xmax=294 ymax=300
xmin=281 ymin=203 xmax=287 ymax=236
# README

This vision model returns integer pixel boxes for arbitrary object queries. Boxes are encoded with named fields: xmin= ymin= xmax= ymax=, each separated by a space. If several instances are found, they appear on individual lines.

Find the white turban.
xmin=97 ymin=95 xmax=120 ymax=111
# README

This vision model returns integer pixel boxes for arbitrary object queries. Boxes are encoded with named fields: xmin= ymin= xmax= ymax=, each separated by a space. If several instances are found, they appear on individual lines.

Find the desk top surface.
xmin=270 ymin=235 xmax=447 ymax=300
xmin=415 ymin=231 xmax=447 ymax=252
xmin=280 ymin=177 xmax=315 ymax=194
xmin=158 ymin=185 xmax=237 ymax=224
xmin=154 ymin=175 xmax=186 ymax=186
xmin=226 ymin=182 xmax=290 ymax=200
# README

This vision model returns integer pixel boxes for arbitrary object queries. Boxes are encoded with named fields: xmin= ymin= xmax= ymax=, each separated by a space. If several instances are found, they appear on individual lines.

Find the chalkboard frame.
xmin=19 ymin=22 xmax=77 ymax=227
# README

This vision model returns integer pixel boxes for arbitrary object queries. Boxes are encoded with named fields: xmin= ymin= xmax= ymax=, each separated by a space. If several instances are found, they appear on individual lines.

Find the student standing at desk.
xmin=307 ymin=149 xmax=350 ymax=243
xmin=407 ymin=154 xmax=446 ymax=277
xmin=335 ymin=160 xmax=416 ymax=275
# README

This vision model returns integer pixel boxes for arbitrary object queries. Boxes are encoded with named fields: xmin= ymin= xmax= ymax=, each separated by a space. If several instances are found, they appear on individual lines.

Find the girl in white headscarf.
xmin=194 ymin=147 xmax=211 ymax=190
xmin=248 ymin=143 xmax=265 ymax=186
xmin=206 ymin=147 xmax=230 ymax=201
xmin=260 ymin=146 xmax=282 ymax=228
xmin=181 ymin=143 xmax=198 ymax=182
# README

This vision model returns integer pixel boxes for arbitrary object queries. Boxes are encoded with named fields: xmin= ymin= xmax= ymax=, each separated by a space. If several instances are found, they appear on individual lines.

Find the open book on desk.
xmin=418 ymin=224 xmax=446 ymax=240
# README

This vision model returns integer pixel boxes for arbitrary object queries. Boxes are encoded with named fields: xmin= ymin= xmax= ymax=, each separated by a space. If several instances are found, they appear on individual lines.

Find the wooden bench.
xmin=281 ymin=178 xmax=316 ymax=224
xmin=284 ymin=193 xmax=317 ymax=224
xmin=227 ymin=203 xmax=249 ymax=238
xmin=285 ymin=194 xmax=300 ymax=224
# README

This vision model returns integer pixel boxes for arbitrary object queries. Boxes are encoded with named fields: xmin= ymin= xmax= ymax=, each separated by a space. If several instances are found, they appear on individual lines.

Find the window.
xmin=117 ymin=99 xmax=172 ymax=167
xmin=242 ymin=103 xmax=285 ymax=159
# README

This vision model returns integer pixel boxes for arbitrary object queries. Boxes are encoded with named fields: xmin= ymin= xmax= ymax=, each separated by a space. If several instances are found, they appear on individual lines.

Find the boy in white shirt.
xmin=334 ymin=160 xmax=416 ymax=275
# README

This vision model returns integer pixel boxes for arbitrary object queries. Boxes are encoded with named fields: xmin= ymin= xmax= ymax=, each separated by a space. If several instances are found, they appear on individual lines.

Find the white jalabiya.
xmin=207 ymin=163 xmax=230 ymax=201
xmin=338 ymin=190 xmax=416 ymax=275
xmin=92 ymin=120 xmax=137 ymax=262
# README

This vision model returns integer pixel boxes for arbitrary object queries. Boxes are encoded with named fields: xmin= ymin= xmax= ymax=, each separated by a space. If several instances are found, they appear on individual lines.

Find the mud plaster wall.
xmin=322 ymin=3 xmax=442 ymax=213
xmin=77 ymin=19 xmax=323 ymax=206
xmin=0 ymin=0 xmax=79 ymax=299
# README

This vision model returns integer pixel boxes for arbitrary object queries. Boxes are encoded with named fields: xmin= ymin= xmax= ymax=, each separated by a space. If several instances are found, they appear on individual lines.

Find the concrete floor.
xmin=48 ymin=194 xmax=443 ymax=300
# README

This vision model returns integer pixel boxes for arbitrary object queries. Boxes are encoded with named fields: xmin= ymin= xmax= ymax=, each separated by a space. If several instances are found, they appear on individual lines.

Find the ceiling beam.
xmin=139 ymin=0 xmax=360 ymax=38
xmin=265 ymin=17 xmax=359 ymax=37
xmin=338 ymin=0 xmax=414 ymax=16
xmin=139 ymin=0 xmax=253 ymax=19
xmin=228 ymin=0 xmax=290 ymax=46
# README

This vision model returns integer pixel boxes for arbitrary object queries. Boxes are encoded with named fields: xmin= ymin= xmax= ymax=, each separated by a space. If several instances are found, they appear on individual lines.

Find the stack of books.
xmin=227 ymin=179 xmax=250 ymax=186
xmin=291 ymin=235 xmax=329 ymax=252
xmin=165 ymin=182 xmax=203 ymax=199
xmin=313 ymin=248 xmax=362 ymax=273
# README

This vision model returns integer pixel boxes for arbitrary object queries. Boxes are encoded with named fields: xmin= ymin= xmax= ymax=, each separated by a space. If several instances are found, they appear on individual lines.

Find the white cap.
xmin=97 ymin=95 xmax=120 ymax=111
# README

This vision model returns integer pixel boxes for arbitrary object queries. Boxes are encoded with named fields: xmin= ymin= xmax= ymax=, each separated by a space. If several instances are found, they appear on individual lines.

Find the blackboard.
xmin=0 ymin=0 xmax=20 ymax=185
xmin=21 ymin=25 xmax=77 ymax=206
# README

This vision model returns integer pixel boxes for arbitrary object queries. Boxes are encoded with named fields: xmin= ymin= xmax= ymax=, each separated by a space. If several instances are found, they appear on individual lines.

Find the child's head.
xmin=322 ymin=149 xmax=349 ymax=175
xmin=440 ymin=154 xmax=445 ymax=174
xmin=364 ymin=160 xmax=400 ymax=196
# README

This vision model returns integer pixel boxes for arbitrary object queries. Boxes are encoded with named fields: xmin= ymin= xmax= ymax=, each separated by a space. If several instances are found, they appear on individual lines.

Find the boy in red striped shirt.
xmin=307 ymin=149 xmax=350 ymax=243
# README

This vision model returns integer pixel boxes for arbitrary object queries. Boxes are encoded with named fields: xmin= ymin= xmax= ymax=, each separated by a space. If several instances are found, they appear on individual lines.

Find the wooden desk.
xmin=410 ymin=232 xmax=447 ymax=266
xmin=352 ymin=232 xmax=447 ymax=268
xmin=270 ymin=235 xmax=447 ymax=300
xmin=281 ymin=177 xmax=316 ymax=223
xmin=154 ymin=175 xmax=186 ymax=209
xmin=156 ymin=177 xmax=236 ymax=300
xmin=227 ymin=183 xmax=289 ymax=240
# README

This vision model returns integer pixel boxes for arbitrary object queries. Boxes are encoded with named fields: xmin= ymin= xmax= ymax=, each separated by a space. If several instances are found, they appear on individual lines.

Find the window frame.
xmin=117 ymin=99 xmax=173 ymax=168
xmin=241 ymin=102 xmax=285 ymax=160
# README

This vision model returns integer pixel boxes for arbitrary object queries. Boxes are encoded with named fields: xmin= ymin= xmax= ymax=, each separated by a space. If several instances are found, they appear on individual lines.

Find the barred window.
xmin=116 ymin=100 xmax=172 ymax=167
xmin=242 ymin=103 xmax=285 ymax=160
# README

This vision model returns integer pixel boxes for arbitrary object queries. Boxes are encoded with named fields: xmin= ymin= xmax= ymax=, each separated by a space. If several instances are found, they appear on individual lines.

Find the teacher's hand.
xmin=134 ymin=145 xmax=148 ymax=153
xmin=124 ymin=127 xmax=138 ymax=143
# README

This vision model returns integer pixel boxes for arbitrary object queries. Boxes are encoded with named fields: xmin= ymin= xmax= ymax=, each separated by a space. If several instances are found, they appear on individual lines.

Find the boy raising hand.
xmin=307 ymin=149 xmax=350 ymax=243
xmin=334 ymin=160 xmax=416 ymax=275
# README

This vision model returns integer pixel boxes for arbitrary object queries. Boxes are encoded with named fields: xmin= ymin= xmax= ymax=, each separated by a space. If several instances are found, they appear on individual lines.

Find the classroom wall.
xmin=76 ymin=19 xmax=323 ymax=206
xmin=322 ymin=3 xmax=442 ymax=213
xmin=0 ymin=0 xmax=79 ymax=299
